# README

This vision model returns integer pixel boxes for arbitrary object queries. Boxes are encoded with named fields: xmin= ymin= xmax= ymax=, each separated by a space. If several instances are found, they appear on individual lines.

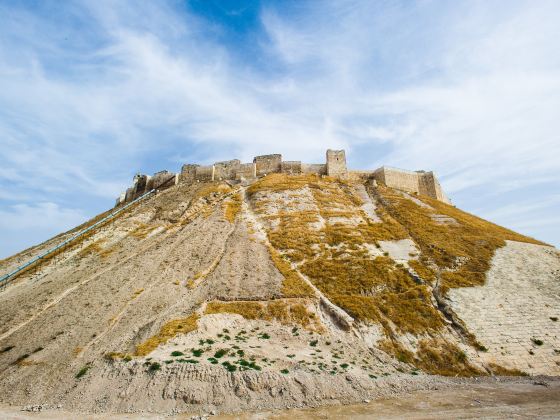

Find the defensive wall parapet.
xmin=116 ymin=150 xmax=451 ymax=206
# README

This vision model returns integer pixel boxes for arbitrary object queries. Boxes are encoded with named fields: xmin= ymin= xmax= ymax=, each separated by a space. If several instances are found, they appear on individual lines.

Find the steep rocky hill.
xmin=0 ymin=174 xmax=558 ymax=415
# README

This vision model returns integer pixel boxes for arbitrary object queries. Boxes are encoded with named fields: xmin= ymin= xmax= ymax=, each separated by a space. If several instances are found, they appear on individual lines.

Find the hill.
xmin=0 ymin=173 xmax=558 ymax=415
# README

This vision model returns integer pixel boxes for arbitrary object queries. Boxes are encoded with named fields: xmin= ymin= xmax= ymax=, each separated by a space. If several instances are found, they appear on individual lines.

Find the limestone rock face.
xmin=0 ymin=174 xmax=557 ymax=415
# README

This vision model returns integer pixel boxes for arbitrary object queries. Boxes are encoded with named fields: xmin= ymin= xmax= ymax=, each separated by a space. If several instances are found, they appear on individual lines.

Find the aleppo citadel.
xmin=116 ymin=150 xmax=451 ymax=206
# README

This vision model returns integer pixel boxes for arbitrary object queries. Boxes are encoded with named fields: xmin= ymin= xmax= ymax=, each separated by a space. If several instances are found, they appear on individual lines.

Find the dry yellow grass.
xmin=77 ymin=239 xmax=115 ymax=259
xmin=248 ymin=174 xmax=442 ymax=335
xmin=223 ymin=192 xmax=242 ymax=223
xmin=194 ymin=183 xmax=231 ymax=201
xmin=132 ymin=288 xmax=144 ymax=299
xmin=135 ymin=313 xmax=199 ymax=356
xmin=247 ymin=173 xmax=322 ymax=195
xmin=487 ymin=362 xmax=527 ymax=376
xmin=376 ymin=186 xmax=545 ymax=290
xmin=408 ymin=259 xmax=437 ymax=283
xmin=415 ymin=338 xmax=484 ymax=376
xmin=129 ymin=222 xmax=156 ymax=240
xmin=379 ymin=338 xmax=483 ymax=376
xmin=205 ymin=299 xmax=323 ymax=331
xmin=267 ymin=245 xmax=315 ymax=298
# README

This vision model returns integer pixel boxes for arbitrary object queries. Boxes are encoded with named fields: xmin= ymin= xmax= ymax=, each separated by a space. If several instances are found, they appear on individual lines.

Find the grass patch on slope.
xmin=205 ymin=299 xmax=323 ymax=331
xmin=223 ymin=192 xmax=242 ymax=223
xmin=268 ymin=245 xmax=315 ymax=298
xmin=135 ymin=314 xmax=199 ymax=356
xmin=376 ymin=186 xmax=545 ymax=290
xmin=77 ymin=239 xmax=115 ymax=259
xmin=248 ymin=173 xmax=441 ymax=335
xmin=379 ymin=338 xmax=483 ymax=376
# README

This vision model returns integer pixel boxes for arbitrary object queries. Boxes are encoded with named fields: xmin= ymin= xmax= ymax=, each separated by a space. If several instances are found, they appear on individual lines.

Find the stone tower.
xmin=326 ymin=149 xmax=347 ymax=177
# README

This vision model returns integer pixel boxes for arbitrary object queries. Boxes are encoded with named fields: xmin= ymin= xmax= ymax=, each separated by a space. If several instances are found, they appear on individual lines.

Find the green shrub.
xmin=222 ymin=361 xmax=237 ymax=372
xmin=214 ymin=349 xmax=228 ymax=358
xmin=149 ymin=362 xmax=161 ymax=371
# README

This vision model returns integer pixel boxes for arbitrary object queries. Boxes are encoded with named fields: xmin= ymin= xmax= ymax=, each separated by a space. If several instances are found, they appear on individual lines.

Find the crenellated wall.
xmin=116 ymin=150 xmax=451 ymax=206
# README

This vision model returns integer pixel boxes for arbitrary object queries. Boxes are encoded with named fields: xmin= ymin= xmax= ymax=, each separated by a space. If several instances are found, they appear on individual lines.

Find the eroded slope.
xmin=0 ymin=174 xmax=558 ymax=415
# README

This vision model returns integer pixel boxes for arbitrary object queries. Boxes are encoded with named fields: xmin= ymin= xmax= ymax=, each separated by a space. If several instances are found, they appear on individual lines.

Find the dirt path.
xmin=219 ymin=380 xmax=560 ymax=419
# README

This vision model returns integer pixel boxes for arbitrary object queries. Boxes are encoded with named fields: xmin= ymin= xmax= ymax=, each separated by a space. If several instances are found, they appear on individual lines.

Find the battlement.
xmin=115 ymin=149 xmax=450 ymax=206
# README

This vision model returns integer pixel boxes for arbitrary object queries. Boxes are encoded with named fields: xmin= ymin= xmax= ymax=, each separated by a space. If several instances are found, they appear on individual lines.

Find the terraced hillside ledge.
xmin=0 ymin=173 xmax=558 ymax=415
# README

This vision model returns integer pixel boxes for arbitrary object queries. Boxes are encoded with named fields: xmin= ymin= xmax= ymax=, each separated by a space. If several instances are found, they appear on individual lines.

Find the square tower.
xmin=253 ymin=154 xmax=282 ymax=176
xmin=326 ymin=149 xmax=347 ymax=177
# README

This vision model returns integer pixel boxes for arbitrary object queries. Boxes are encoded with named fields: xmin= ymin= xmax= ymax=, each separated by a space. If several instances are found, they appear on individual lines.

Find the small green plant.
xmin=207 ymin=357 xmax=218 ymax=364
xmin=310 ymin=340 xmax=318 ymax=347
xmin=236 ymin=349 xmax=244 ymax=356
xmin=280 ymin=369 xmax=289 ymax=374
xmin=123 ymin=355 xmax=132 ymax=362
xmin=222 ymin=361 xmax=237 ymax=372
xmin=258 ymin=333 xmax=270 ymax=339
xmin=75 ymin=365 xmax=90 ymax=379
xmin=214 ymin=349 xmax=228 ymax=358
xmin=191 ymin=349 xmax=204 ymax=357
xmin=149 ymin=362 xmax=161 ymax=371
xmin=340 ymin=363 xmax=349 ymax=369
xmin=171 ymin=351 xmax=184 ymax=357
xmin=532 ymin=338 xmax=544 ymax=346
xmin=369 ymin=374 xmax=377 ymax=379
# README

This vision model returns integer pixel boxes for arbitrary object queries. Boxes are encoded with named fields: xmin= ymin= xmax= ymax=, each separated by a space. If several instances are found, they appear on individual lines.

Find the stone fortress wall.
xmin=116 ymin=150 xmax=451 ymax=206
xmin=372 ymin=166 xmax=451 ymax=204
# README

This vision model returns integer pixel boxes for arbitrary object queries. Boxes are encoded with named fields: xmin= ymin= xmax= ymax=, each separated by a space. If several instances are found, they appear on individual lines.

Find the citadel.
xmin=116 ymin=149 xmax=451 ymax=206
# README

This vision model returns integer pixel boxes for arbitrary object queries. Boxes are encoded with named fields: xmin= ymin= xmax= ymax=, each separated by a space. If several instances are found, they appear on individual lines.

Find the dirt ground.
xmin=226 ymin=380 xmax=560 ymax=419
xmin=0 ymin=378 xmax=558 ymax=419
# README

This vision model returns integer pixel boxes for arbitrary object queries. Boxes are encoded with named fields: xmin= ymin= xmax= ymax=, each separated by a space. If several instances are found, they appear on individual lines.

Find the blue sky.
xmin=1 ymin=0 xmax=559 ymax=258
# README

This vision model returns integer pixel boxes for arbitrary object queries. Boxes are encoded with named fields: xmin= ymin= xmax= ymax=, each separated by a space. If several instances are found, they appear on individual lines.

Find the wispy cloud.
xmin=0 ymin=0 xmax=559 ymax=258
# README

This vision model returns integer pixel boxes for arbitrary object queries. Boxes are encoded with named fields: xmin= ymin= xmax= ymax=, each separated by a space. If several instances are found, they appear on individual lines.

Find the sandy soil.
xmin=0 ymin=377 xmax=558 ymax=419
xmin=225 ymin=378 xmax=560 ymax=419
